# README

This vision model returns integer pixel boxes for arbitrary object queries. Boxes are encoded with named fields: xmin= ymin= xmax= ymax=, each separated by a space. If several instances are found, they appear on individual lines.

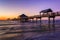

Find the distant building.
xmin=12 ymin=18 xmax=18 ymax=21
xmin=18 ymin=14 xmax=28 ymax=22
xmin=7 ymin=18 xmax=11 ymax=20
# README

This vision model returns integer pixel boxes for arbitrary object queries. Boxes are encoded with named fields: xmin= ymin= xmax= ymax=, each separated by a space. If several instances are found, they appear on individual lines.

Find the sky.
xmin=0 ymin=0 xmax=60 ymax=20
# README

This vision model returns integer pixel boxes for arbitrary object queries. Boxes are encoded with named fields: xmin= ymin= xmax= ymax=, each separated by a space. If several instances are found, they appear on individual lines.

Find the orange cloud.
xmin=0 ymin=15 xmax=18 ymax=20
xmin=0 ymin=16 xmax=7 ymax=20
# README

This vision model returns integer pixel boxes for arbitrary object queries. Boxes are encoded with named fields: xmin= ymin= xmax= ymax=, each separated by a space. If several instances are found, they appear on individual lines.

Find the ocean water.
xmin=0 ymin=20 xmax=60 ymax=40
xmin=37 ymin=20 xmax=60 ymax=25
xmin=0 ymin=20 xmax=60 ymax=31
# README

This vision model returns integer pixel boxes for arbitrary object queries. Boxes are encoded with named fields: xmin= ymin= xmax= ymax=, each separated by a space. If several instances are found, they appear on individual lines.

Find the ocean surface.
xmin=0 ymin=20 xmax=60 ymax=40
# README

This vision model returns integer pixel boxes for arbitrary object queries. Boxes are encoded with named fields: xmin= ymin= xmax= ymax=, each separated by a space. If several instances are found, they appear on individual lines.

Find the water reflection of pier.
xmin=27 ymin=9 xmax=60 ymax=31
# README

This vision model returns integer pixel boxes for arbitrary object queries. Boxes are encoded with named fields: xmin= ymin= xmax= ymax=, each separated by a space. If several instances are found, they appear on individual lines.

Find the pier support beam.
xmin=40 ymin=17 xmax=41 ymax=26
xmin=48 ymin=17 xmax=50 ymax=31
xmin=36 ymin=18 xmax=38 ymax=23
xmin=40 ymin=12 xmax=42 ymax=30
xmin=52 ymin=17 xmax=55 ymax=32
xmin=40 ymin=17 xmax=42 ymax=30
xmin=48 ymin=15 xmax=55 ymax=32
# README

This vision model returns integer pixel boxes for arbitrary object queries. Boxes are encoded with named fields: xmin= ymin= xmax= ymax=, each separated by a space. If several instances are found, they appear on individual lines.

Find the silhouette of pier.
xmin=27 ymin=9 xmax=60 ymax=32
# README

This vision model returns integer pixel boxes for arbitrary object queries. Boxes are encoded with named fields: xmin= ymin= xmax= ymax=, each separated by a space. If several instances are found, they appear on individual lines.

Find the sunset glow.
xmin=0 ymin=0 xmax=60 ymax=20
